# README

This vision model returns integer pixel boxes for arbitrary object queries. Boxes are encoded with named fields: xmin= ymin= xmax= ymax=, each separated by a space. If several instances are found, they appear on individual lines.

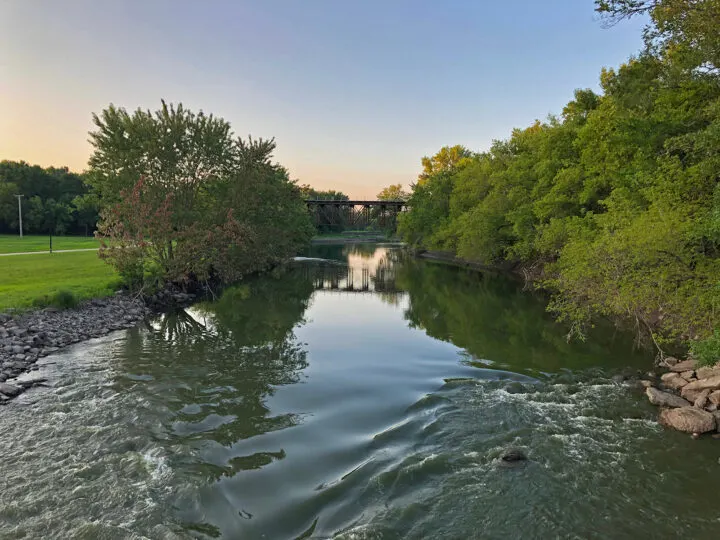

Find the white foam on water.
xmin=141 ymin=447 xmax=172 ymax=483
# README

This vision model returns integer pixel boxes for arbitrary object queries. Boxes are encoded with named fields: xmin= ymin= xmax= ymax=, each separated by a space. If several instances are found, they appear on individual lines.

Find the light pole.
xmin=15 ymin=195 xmax=23 ymax=238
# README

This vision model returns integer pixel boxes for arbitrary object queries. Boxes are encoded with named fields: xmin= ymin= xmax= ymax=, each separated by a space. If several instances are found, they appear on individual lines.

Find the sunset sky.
xmin=1 ymin=0 xmax=645 ymax=198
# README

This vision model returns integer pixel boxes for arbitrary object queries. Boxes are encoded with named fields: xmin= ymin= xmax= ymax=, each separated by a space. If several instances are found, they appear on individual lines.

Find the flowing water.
xmin=2 ymin=245 xmax=720 ymax=539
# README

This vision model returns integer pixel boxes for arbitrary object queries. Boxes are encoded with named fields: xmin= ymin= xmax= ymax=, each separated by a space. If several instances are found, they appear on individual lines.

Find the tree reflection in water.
xmin=114 ymin=267 xmax=315 ymax=460
xmin=395 ymin=257 xmax=648 ymax=373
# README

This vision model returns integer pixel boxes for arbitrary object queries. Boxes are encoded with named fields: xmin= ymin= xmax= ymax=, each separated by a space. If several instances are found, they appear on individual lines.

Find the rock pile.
xmin=0 ymin=293 xmax=150 ymax=403
xmin=643 ymin=357 xmax=720 ymax=436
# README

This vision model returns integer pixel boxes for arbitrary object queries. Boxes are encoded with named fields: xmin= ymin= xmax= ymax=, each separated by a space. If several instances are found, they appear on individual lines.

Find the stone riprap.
xmin=0 ymin=294 xmax=150 ymax=403
xmin=643 ymin=357 xmax=720 ymax=436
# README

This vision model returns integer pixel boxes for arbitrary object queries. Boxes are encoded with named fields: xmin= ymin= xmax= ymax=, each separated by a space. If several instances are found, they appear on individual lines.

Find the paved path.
xmin=0 ymin=248 xmax=99 ymax=257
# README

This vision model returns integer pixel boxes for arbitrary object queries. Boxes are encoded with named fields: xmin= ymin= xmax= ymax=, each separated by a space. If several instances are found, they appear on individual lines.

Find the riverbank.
xmin=0 ymin=284 xmax=203 ymax=403
xmin=0 ymin=293 xmax=148 ymax=402
xmin=311 ymin=235 xmax=402 ymax=244
xmin=642 ymin=357 xmax=720 ymax=437
xmin=413 ymin=249 xmax=720 ymax=438
xmin=415 ymin=249 xmax=516 ymax=273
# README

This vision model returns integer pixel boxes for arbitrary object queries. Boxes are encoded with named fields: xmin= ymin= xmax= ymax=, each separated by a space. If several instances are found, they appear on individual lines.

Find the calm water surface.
xmin=2 ymin=245 xmax=720 ymax=539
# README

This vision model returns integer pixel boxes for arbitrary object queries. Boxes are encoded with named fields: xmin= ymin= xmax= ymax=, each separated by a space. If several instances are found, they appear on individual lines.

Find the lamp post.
xmin=15 ymin=195 xmax=23 ymax=238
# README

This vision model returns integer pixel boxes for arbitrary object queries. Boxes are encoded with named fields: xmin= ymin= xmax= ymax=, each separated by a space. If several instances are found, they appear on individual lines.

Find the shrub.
xmin=31 ymin=289 xmax=79 ymax=310
xmin=690 ymin=331 xmax=720 ymax=367
xmin=50 ymin=290 xmax=79 ymax=309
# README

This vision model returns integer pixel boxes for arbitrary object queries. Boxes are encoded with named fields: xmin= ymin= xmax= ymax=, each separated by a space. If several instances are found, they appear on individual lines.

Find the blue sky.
xmin=1 ymin=0 xmax=646 ymax=198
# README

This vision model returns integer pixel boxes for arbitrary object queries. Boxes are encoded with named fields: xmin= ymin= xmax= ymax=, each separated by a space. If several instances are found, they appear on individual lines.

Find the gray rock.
xmin=646 ymin=387 xmax=692 ymax=408
xmin=659 ymin=407 xmax=716 ymax=434
xmin=0 ymin=382 xmax=22 ymax=397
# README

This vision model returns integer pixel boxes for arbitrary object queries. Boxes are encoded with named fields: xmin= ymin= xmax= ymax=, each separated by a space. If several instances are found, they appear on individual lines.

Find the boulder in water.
xmin=659 ymin=407 xmax=716 ymax=434
xmin=645 ymin=387 xmax=691 ymax=408
xmin=498 ymin=448 xmax=528 ymax=467
xmin=0 ymin=382 xmax=21 ymax=397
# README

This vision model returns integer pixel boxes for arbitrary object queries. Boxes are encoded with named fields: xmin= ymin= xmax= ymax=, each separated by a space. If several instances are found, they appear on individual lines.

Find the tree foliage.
xmin=298 ymin=185 xmax=349 ymax=200
xmin=0 ymin=161 xmax=98 ymax=235
xmin=377 ymin=184 xmax=410 ymax=201
xmin=91 ymin=101 xmax=314 ymax=289
xmin=400 ymin=2 xmax=720 ymax=349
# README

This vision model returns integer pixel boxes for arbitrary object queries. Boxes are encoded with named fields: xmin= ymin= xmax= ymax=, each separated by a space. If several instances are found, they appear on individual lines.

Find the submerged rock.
xmin=659 ymin=407 xmax=716 ymax=434
xmin=497 ymin=448 xmax=528 ymax=467
xmin=645 ymin=387 xmax=692 ymax=408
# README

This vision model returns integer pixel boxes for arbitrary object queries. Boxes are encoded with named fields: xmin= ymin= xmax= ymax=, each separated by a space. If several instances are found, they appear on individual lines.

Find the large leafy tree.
xmin=91 ymin=101 xmax=313 ymax=287
xmin=87 ymin=100 xmax=237 ymax=227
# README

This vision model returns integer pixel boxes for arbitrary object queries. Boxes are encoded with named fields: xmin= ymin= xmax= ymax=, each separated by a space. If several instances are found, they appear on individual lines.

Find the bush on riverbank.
xmin=89 ymin=101 xmax=314 ymax=290
xmin=398 ymin=1 xmax=720 ymax=352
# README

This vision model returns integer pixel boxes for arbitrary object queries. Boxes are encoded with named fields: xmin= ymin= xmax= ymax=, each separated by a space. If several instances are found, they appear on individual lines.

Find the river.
xmin=1 ymin=244 xmax=719 ymax=539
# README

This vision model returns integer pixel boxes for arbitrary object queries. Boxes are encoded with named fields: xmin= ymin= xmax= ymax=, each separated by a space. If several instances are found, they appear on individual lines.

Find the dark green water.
xmin=2 ymin=245 xmax=720 ymax=539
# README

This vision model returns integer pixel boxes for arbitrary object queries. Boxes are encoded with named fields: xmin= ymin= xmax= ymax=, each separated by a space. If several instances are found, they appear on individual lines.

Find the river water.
xmin=2 ymin=245 xmax=720 ymax=539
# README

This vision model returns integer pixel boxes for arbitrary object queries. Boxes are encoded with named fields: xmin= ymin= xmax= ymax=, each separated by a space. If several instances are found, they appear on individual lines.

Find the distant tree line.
xmin=399 ymin=0 xmax=720 ymax=357
xmin=0 ymin=161 xmax=99 ymax=236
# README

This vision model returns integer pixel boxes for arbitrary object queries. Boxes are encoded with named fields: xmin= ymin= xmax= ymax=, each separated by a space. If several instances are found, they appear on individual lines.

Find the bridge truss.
xmin=304 ymin=200 xmax=408 ymax=232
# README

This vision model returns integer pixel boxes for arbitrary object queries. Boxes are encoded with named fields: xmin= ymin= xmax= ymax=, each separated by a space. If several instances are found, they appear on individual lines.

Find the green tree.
xmin=596 ymin=0 xmax=720 ymax=73
xmin=26 ymin=197 xmax=74 ymax=249
xmin=399 ymin=0 xmax=720 ymax=350
xmin=377 ymin=184 xmax=409 ymax=201
xmin=298 ymin=185 xmax=349 ymax=200
xmin=93 ymin=101 xmax=313 ymax=288
xmin=87 ymin=100 xmax=237 ymax=224
xmin=0 ymin=161 xmax=89 ymax=234
xmin=71 ymin=193 xmax=100 ymax=236
xmin=418 ymin=145 xmax=474 ymax=184
xmin=0 ymin=182 xmax=19 ymax=230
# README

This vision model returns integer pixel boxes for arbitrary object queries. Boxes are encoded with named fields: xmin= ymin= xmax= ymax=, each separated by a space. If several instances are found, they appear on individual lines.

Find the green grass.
xmin=0 ymin=251 xmax=120 ymax=311
xmin=0 ymin=234 xmax=101 ymax=254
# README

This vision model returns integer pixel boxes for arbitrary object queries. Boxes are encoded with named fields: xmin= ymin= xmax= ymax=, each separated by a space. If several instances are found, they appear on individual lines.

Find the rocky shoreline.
xmin=643 ymin=357 xmax=720 ymax=437
xmin=0 ymin=287 xmax=197 ymax=404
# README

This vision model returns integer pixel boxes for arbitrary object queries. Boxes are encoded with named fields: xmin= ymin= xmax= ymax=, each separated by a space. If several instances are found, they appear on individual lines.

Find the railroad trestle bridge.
xmin=304 ymin=200 xmax=408 ymax=232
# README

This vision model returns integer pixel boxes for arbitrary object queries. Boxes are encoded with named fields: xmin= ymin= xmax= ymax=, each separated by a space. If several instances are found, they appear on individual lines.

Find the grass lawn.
xmin=0 ymin=234 xmax=101 ymax=254
xmin=0 ymin=251 xmax=120 ymax=311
